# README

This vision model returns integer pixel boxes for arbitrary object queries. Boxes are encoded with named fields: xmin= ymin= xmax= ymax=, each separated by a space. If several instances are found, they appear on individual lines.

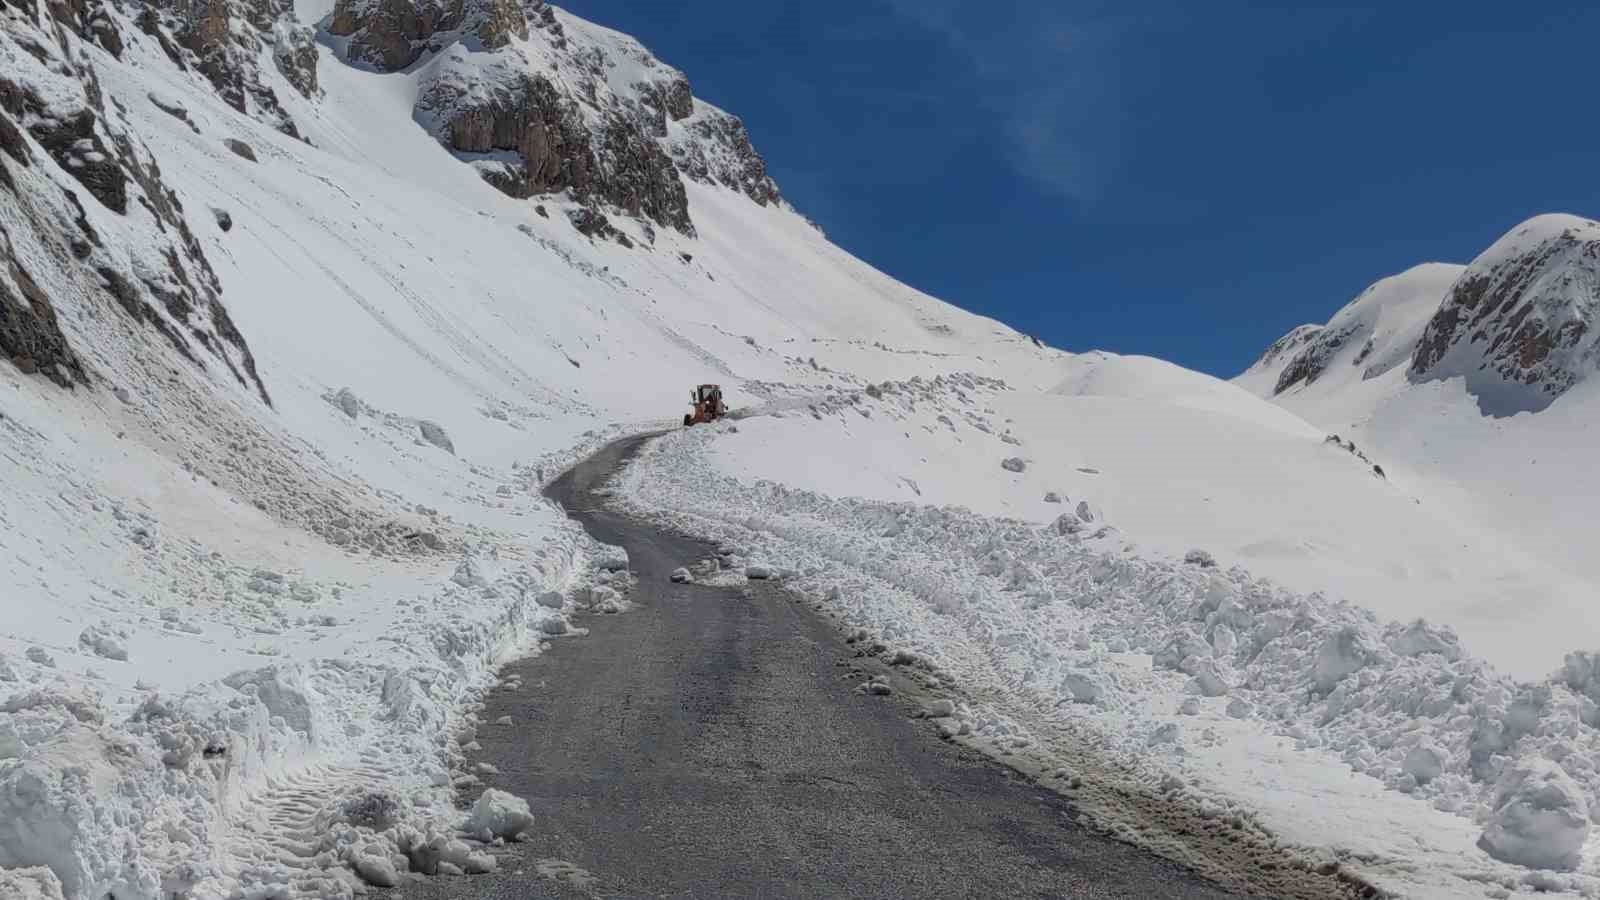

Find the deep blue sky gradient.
xmin=561 ymin=1 xmax=1600 ymax=377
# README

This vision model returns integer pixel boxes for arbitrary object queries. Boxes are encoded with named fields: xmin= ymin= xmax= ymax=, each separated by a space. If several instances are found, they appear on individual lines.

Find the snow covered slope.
xmin=1236 ymin=262 xmax=1463 ymax=402
xmin=0 ymin=0 xmax=1069 ymax=897
xmin=6 ymin=0 xmax=1600 ymax=893
xmin=1236 ymin=222 xmax=1600 ymax=683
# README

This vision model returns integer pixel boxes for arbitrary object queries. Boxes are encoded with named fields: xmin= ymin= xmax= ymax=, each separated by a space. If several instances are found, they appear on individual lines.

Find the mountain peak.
xmin=1410 ymin=214 xmax=1600 ymax=415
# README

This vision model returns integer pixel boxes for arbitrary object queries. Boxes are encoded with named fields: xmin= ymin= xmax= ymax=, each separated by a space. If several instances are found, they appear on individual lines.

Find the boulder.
xmin=1477 ymin=758 xmax=1589 ymax=870
xmin=418 ymin=419 xmax=454 ymax=454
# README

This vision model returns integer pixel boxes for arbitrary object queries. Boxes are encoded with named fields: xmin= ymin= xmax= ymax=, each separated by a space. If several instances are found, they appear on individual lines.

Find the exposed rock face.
xmin=0 ymin=79 xmax=128 ymax=214
xmin=138 ymin=0 xmax=315 ymax=135
xmin=0 ymin=227 xmax=87 ymax=388
xmin=272 ymin=20 xmax=320 ymax=98
xmin=1411 ymin=215 xmax=1600 ymax=414
xmin=330 ymin=0 xmax=782 ymax=236
xmin=0 ymin=15 xmax=271 ymax=404
xmin=1239 ymin=264 xmax=1461 ymax=398
xmin=328 ymin=0 xmax=526 ymax=70
xmin=673 ymin=109 xmax=781 ymax=207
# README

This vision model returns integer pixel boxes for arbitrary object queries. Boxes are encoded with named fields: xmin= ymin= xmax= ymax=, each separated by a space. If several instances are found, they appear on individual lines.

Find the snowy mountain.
xmin=4 ymin=0 xmax=1600 ymax=895
xmin=1243 ymin=214 xmax=1600 ymax=419
xmin=1411 ymin=214 xmax=1600 ymax=415
xmin=1238 ymin=262 xmax=1463 ymax=399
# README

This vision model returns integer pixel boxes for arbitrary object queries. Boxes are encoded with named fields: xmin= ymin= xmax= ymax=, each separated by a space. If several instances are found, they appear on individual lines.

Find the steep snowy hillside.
xmin=6 ymin=0 xmax=1600 ymax=894
xmin=0 ymin=0 xmax=1064 ymax=896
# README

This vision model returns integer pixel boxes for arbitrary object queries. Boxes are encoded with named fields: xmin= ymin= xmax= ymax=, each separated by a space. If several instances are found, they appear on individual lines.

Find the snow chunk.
xmin=0 ymin=867 xmax=65 ymax=900
xmin=593 ymin=545 xmax=629 ymax=572
xmin=1185 ymin=659 xmax=1229 ymax=697
xmin=744 ymin=564 xmax=772 ymax=580
xmin=1153 ymin=633 xmax=1211 ymax=672
xmin=451 ymin=557 xmax=490 ymax=589
xmin=1477 ymin=759 xmax=1589 ymax=871
xmin=464 ymin=789 xmax=534 ymax=840
xmin=334 ymin=387 xmax=361 ymax=419
xmin=1051 ymin=514 xmax=1082 ymax=537
xmin=77 ymin=626 xmax=128 ymax=662
xmin=1388 ymin=619 xmax=1461 ymax=660
xmin=24 ymin=647 xmax=54 ymax=668
xmin=670 ymin=567 xmax=692 ymax=583
xmin=1403 ymin=743 xmax=1446 ymax=785
xmin=536 ymin=591 xmax=564 ymax=610
xmin=1043 ymin=491 xmax=1062 ymax=504
xmin=222 ymin=666 xmax=316 ymax=738
xmin=1000 ymin=457 xmax=1026 ymax=473
xmin=1312 ymin=625 xmax=1374 ymax=694
xmin=1061 ymin=673 xmax=1101 ymax=704
xmin=1182 ymin=549 xmax=1217 ymax=568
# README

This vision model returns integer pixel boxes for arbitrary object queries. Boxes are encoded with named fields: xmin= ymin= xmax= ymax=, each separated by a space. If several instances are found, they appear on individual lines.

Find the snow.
xmin=463 ymin=789 xmax=534 ymax=840
xmin=1479 ymin=760 xmax=1590 ymax=871
xmin=617 ymin=420 xmax=1600 ymax=895
xmin=1 ymin=0 xmax=1598 ymax=894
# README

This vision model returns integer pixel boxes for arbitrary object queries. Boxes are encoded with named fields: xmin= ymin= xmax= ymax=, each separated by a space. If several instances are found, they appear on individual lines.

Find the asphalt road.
xmin=394 ymin=432 xmax=1253 ymax=899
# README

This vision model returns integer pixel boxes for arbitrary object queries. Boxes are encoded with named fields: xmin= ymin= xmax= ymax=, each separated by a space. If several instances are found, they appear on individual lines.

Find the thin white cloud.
xmin=878 ymin=0 xmax=1124 ymax=203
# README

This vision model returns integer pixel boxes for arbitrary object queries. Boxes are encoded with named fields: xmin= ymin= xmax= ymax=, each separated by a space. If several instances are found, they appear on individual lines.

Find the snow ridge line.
xmin=616 ymin=424 xmax=1600 ymax=895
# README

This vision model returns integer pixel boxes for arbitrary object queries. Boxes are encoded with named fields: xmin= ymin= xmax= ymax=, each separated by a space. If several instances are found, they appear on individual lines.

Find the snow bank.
xmin=619 ymin=423 xmax=1600 ymax=890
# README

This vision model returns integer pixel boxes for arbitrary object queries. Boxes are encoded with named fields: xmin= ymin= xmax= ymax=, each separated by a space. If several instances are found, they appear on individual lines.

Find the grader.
xmin=684 ymin=384 xmax=728 ymax=427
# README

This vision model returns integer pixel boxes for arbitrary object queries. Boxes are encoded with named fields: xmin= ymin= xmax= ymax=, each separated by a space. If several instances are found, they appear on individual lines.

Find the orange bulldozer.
xmin=684 ymin=384 xmax=728 ymax=427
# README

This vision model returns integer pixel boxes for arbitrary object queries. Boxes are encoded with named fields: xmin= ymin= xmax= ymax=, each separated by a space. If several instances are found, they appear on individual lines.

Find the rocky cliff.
xmin=332 ymin=0 xmax=781 ymax=242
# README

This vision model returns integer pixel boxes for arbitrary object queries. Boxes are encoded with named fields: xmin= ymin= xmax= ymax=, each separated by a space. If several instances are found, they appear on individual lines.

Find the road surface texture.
xmin=394 ymin=434 xmax=1363 ymax=900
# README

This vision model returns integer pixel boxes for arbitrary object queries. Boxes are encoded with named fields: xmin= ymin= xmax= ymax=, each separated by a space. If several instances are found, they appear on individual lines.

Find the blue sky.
xmin=561 ymin=1 xmax=1600 ymax=377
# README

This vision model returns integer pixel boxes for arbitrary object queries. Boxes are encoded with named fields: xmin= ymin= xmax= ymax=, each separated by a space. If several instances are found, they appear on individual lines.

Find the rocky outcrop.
xmin=330 ymin=0 xmax=782 ymax=237
xmin=672 ymin=109 xmax=782 ymax=208
xmin=417 ymin=49 xmax=691 ymax=236
xmin=138 ymin=0 xmax=315 ymax=135
xmin=328 ymin=0 xmax=526 ymax=70
xmin=0 ymin=79 xmax=127 ymax=214
xmin=272 ymin=19 xmax=319 ymax=98
xmin=1411 ymin=215 xmax=1600 ymax=414
xmin=1240 ymin=264 xmax=1461 ymax=398
xmin=0 ymin=16 xmax=271 ymax=404
xmin=0 ymin=228 xmax=87 ymax=389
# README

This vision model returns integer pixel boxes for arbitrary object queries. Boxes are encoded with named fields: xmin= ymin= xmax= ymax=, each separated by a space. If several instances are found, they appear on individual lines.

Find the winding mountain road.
xmin=395 ymin=434 xmax=1260 ymax=899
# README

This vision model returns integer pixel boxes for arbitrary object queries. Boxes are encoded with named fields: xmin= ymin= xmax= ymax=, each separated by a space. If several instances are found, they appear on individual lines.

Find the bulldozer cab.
xmin=684 ymin=384 xmax=726 ymax=427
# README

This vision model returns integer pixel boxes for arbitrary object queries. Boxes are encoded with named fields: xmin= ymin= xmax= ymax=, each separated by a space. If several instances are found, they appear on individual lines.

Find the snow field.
xmin=618 ymin=418 xmax=1600 ymax=897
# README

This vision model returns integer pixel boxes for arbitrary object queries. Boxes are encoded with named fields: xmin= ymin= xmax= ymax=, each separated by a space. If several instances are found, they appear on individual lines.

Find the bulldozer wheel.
xmin=683 ymin=414 xmax=694 ymax=427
